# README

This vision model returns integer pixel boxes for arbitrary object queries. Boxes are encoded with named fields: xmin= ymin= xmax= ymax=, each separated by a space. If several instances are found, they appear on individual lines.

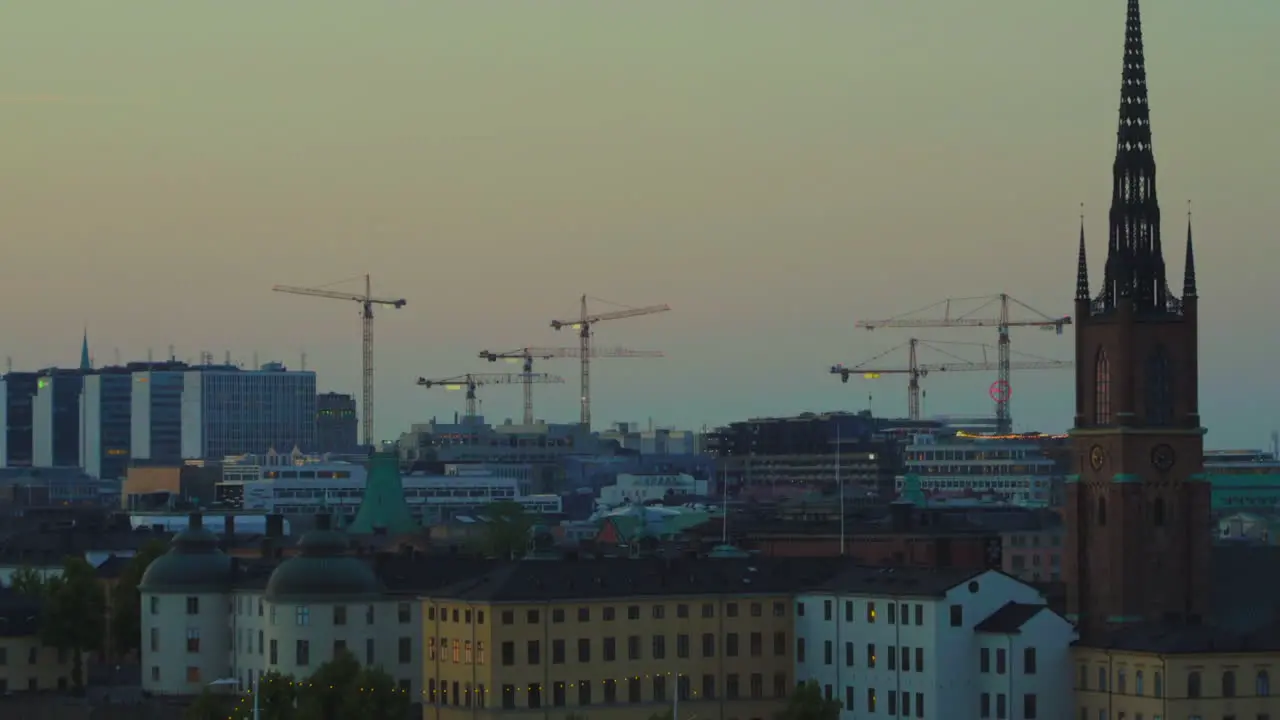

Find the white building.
xmin=898 ymin=432 xmax=1059 ymax=508
xmin=180 ymin=363 xmax=316 ymax=460
xmin=597 ymin=472 xmax=707 ymax=508
xmin=794 ymin=568 xmax=1075 ymax=720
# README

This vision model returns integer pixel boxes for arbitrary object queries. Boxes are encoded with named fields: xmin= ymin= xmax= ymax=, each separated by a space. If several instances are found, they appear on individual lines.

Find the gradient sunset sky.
xmin=2 ymin=1 xmax=1277 ymax=446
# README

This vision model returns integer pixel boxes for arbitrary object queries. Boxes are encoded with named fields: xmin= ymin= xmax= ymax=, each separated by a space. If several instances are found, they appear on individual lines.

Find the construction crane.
xmin=273 ymin=275 xmax=406 ymax=449
xmin=416 ymin=372 xmax=565 ymax=419
xmin=478 ymin=346 xmax=664 ymax=425
xmin=857 ymin=294 xmax=1071 ymax=433
xmin=831 ymin=338 xmax=1072 ymax=422
xmin=550 ymin=295 xmax=670 ymax=429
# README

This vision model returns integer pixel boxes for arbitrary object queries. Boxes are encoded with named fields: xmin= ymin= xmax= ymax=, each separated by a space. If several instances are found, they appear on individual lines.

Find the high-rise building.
xmin=0 ymin=372 xmax=39 ymax=467
xmin=131 ymin=362 xmax=189 ymax=464
xmin=80 ymin=367 xmax=134 ymax=480
xmin=180 ymin=363 xmax=316 ymax=459
xmin=1064 ymin=0 xmax=1209 ymax=638
xmin=32 ymin=369 xmax=85 ymax=467
xmin=316 ymin=391 xmax=359 ymax=454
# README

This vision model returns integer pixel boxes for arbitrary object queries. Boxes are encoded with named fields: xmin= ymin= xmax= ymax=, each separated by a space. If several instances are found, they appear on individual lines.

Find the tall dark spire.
xmin=80 ymin=328 xmax=92 ymax=371
xmin=1183 ymin=201 xmax=1197 ymax=298
xmin=1076 ymin=205 xmax=1090 ymax=301
xmin=1099 ymin=0 xmax=1169 ymax=314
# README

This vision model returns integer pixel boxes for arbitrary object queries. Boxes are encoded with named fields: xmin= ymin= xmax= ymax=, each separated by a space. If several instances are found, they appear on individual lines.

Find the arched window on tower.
xmin=1095 ymin=349 xmax=1113 ymax=424
xmin=1146 ymin=346 xmax=1173 ymax=425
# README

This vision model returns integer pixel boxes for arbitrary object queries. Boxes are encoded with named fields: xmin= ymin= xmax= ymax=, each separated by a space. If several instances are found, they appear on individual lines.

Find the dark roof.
xmin=432 ymin=556 xmax=848 ymax=603
xmin=139 ymin=517 xmax=233 ymax=592
xmin=95 ymin=554 xmax=132 ymax=579
xmin=1082 ymin=622 xmax=1280 ymax=654
xmin=0 ymin=527 xmax=169 ymax=567
xmin=974 ymin=602 xmax=1048 ymax=633
xmin=0 ymin=588 xmax=41 ymax=637
xmin=811 ymin=566 xmax=985 ymax=598
xmin=264 ymin=521 xmax=379 ymax=602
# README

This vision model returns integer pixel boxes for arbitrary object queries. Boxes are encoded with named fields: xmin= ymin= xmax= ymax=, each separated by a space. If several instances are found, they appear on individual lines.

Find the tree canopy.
xmin=110 ymin=540 xmax=168 ymax=659
xmin=775 ymin=680 xmax=842 ymax=720
xmin=227 ymin=652 xmax=410 ymax=720
xmin=476 ymin=500 xmax=534 ymax=559
xmin=41 ymin=556 xmax=106 ymax=691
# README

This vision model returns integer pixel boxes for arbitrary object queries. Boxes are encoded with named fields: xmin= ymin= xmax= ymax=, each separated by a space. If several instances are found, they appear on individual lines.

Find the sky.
xmin=2 ymin=1 xmax=1278 ymax=448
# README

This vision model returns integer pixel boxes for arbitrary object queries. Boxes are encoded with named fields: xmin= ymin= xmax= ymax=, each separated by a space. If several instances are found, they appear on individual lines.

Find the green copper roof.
xmin=139 ymin=514 xmax=233 ymax=593
xmin=347 ymin=451 xmax=419 ymax=535
xmin=265 ymin=514 xmax=379 ymax=602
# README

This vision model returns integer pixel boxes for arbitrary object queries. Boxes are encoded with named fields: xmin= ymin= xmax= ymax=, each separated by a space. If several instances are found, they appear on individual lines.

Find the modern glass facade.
xmin=0 ymin=372 xmax=39 ymax=467
xmin=181 ymin=366 xmax=317 ymax=459
xmin=316 ymin=391 xmax=359 ymax=454
xmin=81 ymin=371 xmax=133 ymax=480
xmin=131 ymin=365 xmax=188 ymax=463
xmin=33 ymin=371 xmax=85 ymax=467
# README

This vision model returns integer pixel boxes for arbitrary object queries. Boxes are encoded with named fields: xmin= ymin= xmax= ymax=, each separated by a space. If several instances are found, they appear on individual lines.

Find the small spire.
xmin=1076 ymin=204 xmax=1090 ymax=301
xmin=80 ymin=327 xmax=92 ymax=371
xmin=1183 ymin=200 xmax=1197 ymax=298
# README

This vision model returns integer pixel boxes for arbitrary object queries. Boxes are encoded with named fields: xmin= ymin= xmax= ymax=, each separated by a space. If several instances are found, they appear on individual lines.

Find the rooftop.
xmin=809 ymin=565 xmax=986 ymax=598
xmin=974 ymin=601 xmax=1048 ymax=634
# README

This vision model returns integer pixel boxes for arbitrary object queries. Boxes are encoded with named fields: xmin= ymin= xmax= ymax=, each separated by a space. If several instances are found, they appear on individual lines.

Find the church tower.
xmin=1064 ymin=0 xmax=1210 ymax=639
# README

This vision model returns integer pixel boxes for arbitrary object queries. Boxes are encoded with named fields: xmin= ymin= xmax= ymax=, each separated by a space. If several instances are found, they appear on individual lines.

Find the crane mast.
xmin=417 ymin=372 xmax=565 ymax=418
xmin=549 ymin=295 xmax=670 ymax=430
xmin=479 ymin=345 xmax=663 ymax=425
xmin=272 ymin=275 xmax=406 ymax=449
xmin=831 ymin=338 xmax=1072 ymax=421
xmin=857 ymin=294 xmax=1070 ymax=432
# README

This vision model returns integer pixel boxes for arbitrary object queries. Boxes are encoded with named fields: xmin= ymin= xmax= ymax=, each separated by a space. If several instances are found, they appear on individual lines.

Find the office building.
xmin=80 ymin=367 xmax=134 ymax=480
xmin=0 ymin=372 xmax=39 ymax=467
xmin=131 ymin=362 xmax=189 ymax=464
xmin=180 ymin=363 xmax=316 ymax=459
xmin=794 ymin=568 xmax=1075 ymax=720
xmin=32 ymin=370 xmax=85 ymax=467
xmin=316 ymin=392 xmax=359 ymax=454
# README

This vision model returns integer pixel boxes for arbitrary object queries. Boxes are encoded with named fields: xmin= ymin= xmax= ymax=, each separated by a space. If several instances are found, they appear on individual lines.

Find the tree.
xmin=8 ymin=566 xmax=46 ymax=595
xmin=40 ymin=556 xmax=106 ymax=691
xmin=476 ymin=500 xmax=534 ymax=559
xmin=775 ymin=680 xmax=842 ymax=720
xmin=292 ymin=651 xmax=408 ymax=720
xmin=110 ymin=540 xmax=167 ymax=658
xmin=244 ymin=670 xmax=299 ymax=720
xmin=185 ymin=688 xmax=233 ymax=720
xmin=335 ymin=665 xmax=410 ymax=720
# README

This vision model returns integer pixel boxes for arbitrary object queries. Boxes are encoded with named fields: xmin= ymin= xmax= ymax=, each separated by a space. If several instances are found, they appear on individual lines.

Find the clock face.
xmin=1151 ymin=444 xmax=1176 ymax=472
xmin=1089 ymin=445 xmax=1105 ymax=471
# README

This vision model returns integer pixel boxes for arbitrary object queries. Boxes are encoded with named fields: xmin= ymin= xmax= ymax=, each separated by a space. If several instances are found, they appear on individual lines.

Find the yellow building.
xmin=0 ymin=589 xmax=75 ymax=693
xmin=1074 ymin=628 xmax=1278 ymax=720
xmin=421 ymin=555 xmax=842 ymax=720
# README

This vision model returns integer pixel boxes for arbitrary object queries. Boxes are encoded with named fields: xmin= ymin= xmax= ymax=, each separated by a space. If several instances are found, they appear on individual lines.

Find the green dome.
xmin=139 ymin=514 xmax=233 ymax=593
xmin=265 ymin=515 xmax=380 ymax=602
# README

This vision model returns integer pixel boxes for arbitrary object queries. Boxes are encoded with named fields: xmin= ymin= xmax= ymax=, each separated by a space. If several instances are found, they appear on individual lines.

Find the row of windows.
xmin=429 ymin=673 xmax=792 ymax=710
xmin=801 ymin=598 xmax=930 ymax=626
xmin=474 ymin=601 xmax=788 ymax=627
xmin=980 ymin=647 xmax=1038 ymax=675
xmin=1081 ymin=666 xmax=1272 ymax=698
xmin=154 ymin=628 xmax=413 ymax=667
xmin=822 ymin=684 xmax=927 ymax=719
xmin=165 ymin=595 xmax=413 ymax=626
xmin=799 ymin=640 xmax=928 ymax=672
xmin=0 ymin=647 xmax=63 ymax=665
xmin=488 ymin=632 xmax=791 ymax=666
xmin=979 ymin=691 xmax=1038 ymax=719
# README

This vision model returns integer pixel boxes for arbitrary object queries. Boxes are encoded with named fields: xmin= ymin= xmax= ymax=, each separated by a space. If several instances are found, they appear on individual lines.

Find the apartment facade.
xmin=80 ymin=369 xmax=134 ymax=480
xmin=180 ymin=364 xmax=316 ymax=459
xmin=31 ymin=370 xmax=84 ymax=467
xmin=0 ymin=588 xmax=75 ymax=693
xmin=131 ymin=364 xmax=187 ymax=463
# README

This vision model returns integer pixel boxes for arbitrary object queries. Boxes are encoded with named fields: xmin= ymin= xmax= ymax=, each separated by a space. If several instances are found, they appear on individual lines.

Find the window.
xmin=727 ymin=674 xmax=740 ymax=699
xmin=796 ymin=638 xmax=806 ymax=663
xmin=750 ymin=673 xmax=764 ymax=699
xmin=901 ymin=646 xmax=910 ymax=671
xmin=867 ymin=603 xmax=876 ymax=622
xmin=726 ymin=633 xmax=739 ymax=657
xmin=333 ymin=605 xmax=347 ymax=625
xmin=269 ymin=639 xmax=278 ymax=665
xmin=704 ymin=675 xmax=717 ymax=700
xmin=915 ymin=604 xmax=923 ymax=625
xmin=552 ymin=639 xmax=565 ymax=664
xmin=773 ymin=601 xmax=785 ymax=616
xmin=1097 ymin=496 xmax=1107 ymax=526
xmin=1153 ymin=671 xmax=1162 ymax=697
xmin=185 ymin=596 xmax=199 ymax=615
xmin=1117 ymin=669 xmax=1127 ymax=694
xmin=1135 ymin=670 xmax=1144 ymax=695
xmin=150 ymin=597 xmax=159 ymax=614
xmin=578 ymin=680 xmax=591 ymax=706
xmin=1186 ymin=670 xmax=1200 ymax=698
xmin=1023 ymin=694 xmax=1037 ymax=719
xmin=398 ymin=637 xmax=412 ymax=664
xmin=1222 ymin=670 xmax=1236 ymax=697
xmin=652 ymin=635 xmax=665 ymax=660
xmin=653 ymin=675 xmax=667 ymax=702
xmin=527 ymin=640 xmax=541 ymax=665
xmin=888 ymin=689 xmax=898 ymax=715
xmin=296 ymin=605 xmax=310 ymax=626
xmin=867 ymin=644 xmax=876 ymax=668
xmin=981 ymin=692 xmax=991 ymax=718
xmin=916 ymin=692 xmax=924 ymax=718
xmin=628 ymin=677 xmax=640 ymax=703
xmin=774 ymin=631 xmax=786 ymax=656
xmin=887 ymin=603 xmax=896 ymax=624
xmin=578 ymin=638 xmax=590 ymax=662
xmin=296 ymin=639 xmax=310 ymax=666
xmin=149 ymin=628 xmax=159 ymax=652
xmin=678 ymin=604 xmax=689 ymax=618
xmin=628 ymin=606 xmax=640 ymax=620
xmin=866 ymin=688 xmax=876 ymax=713
xmin=846 ymin=642 xmax=854 ymax=667
xmin=186 ymin=666 xmax=200 ymax=683
xmin=916 ymin=647 xmax=924 ymax=672
xmin=950 ymin=604 xmax=963 ymax=627
xmin=980 ymin=648 xmax=990 ymax=673
xmin=701 ymin=603 xmax=713 ymax=618
xmin=604 ymin=637 xmax=616 ymax=661
xmin=996 ymin=692 xmax=1007 ymax=719
xmin=501 ymin=642 xmax=514 ymax=666
xmin=773 ymin=673 xmax=786 ymax=699
xmin=366 ymin=605 xmax=375 ymax=624
xmin=702 ymin=633 xmax=714 ymax=658
xmin=845 ymin=600 xmax=853 ymax=622
xmin=578 ymin=606 xmax=590 ymax=621
xmin=846 ymin=686 xmax=855 ymax=712
xmin=1145 ymin=347 xmax=1172 ymax=425
xmin=628 ymin=636 xmax=641 ymax=660
xmin=823 ymin=640 xmax=832 ymax=665
xmin=398 ymin=602 xmax=411 ymax=623
xmin=823 ymin=600 xmax=832 ymax=620
xmin=528 ymin=683 xmax=542 ymax=709
xmin=996 ymin=648 xmax=1006 ymax=674
xmin=751 ymin=633 xmax=762 ymax=657
xmin=651 ymin=604 xmax=664 ymax=620
xmin=1098 ymin=667 xmax=1107 ymax=692
xmin=1258 ymin=669 xmax=1271 ymax=696
xmin=368 ymin=638 xmax=376 ymax=664
xmin=527 ymin=609 xmax=540 ymax=624
xmin=1023 ymin=647 xmax=1037 ymax=674
xmin=502 ymin=610 xmax=513 ymax=625
xmin=185 ymin=629 xmax=200 ymax=653
xmin=726 ymin=602 xmax=738 ymax=617
xmin=1095 ymin=349 xmax=1112 ymax=424
xmin=552 ymin=608 xmax=565 ymax=623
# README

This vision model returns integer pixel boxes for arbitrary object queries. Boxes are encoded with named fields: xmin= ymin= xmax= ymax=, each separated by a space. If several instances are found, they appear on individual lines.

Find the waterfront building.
xmin=180 ymin=362 xmax=316 ymax=459
xmin=794 ymin=568 xmax=1075 ymax=720
xmin=80 ymin=367 xmax=134 ymax=480
xmin=0 ymin=372 xmax=39 ymax=468
xmin=896 ymin=430 xmax=1061 ymax=508
xmin=597 ymin=472 xmax=707 ymax=509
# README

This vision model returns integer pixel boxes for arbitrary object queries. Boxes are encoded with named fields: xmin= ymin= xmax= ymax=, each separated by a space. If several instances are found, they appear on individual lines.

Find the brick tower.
xmin=1063 ymin=0 xmax=1210 ymax=640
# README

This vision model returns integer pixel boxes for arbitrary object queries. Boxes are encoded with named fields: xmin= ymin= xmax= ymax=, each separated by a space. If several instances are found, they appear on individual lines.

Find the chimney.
xmin=266 ymin=514 xmax=284 ymax=539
